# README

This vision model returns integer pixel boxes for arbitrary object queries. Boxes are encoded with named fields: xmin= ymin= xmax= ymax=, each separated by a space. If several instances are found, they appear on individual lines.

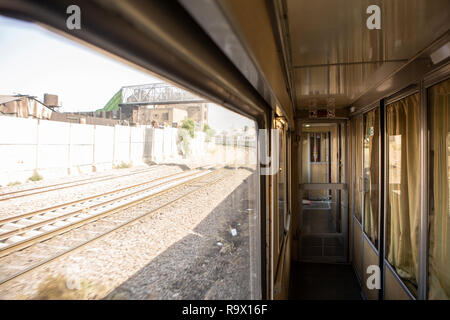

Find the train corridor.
xmin=289 ymin=262 xmax=362 ymax=300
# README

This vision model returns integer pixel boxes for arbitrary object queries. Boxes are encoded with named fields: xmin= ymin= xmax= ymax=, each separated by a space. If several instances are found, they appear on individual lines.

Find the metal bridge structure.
xmin=120 ymin=83 xmax=206 ymax=106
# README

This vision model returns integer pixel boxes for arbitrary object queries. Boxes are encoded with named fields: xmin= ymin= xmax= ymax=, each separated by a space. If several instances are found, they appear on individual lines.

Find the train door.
xmin=299 ymin=121 xmax=348 ymax=263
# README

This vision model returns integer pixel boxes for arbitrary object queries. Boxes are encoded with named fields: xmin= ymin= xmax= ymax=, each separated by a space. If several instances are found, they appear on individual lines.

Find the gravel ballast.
xmin=0 ymin=168 xmax=259 ymax=300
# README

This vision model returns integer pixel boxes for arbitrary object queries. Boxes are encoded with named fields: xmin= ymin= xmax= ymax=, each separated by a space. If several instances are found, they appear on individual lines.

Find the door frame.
xmin=297 ymin=119 xmax=349 ymax=263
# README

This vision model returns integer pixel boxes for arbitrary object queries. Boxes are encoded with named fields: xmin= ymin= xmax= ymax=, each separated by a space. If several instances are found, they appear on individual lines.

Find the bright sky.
xmin=0 ymin=15 xmax=254 ymax=131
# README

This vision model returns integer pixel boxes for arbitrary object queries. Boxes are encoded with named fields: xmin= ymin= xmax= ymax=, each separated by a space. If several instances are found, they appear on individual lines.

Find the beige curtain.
xmin=386 ymin=93 xmax=420 ymax=294
xmin=364 ymin=108 xmax=379 ymax=244
xmin=429 ymin=79 xmax=450 ymax=300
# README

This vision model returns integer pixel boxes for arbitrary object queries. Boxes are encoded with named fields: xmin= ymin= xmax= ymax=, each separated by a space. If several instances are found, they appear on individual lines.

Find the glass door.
xmin=299 ymin=122 xmax=347 ymax=262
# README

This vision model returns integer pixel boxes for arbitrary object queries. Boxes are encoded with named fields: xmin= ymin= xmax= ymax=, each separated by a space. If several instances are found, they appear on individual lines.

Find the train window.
xmin=339 ymin=123 xmax=346 ymax=184
xmin=353 ymin=116 xmax=363 ymax=222
xmin=428 ymin=78 xmax=450 ymax=300
xmin=386 ymin=93 xmax=420 ymax=296
xmin=277 ymin=123 xmax=287 ymax=249
xmin=363 ymin=108 xmax=379 ymax=246
xmin=0 ymin=15 xmax=261 ymax=299
xmin=309 ymin=133 xmax=329 ymax=163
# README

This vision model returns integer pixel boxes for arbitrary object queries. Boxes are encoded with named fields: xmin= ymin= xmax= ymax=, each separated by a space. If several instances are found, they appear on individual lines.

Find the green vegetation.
xmin=28 ymin=172 xmax=43 ymax=182
xmin=181 ymin=118 xmax=195 ymax=138
xmin=177 ymin=119 xmax=216 ymax=156
xmin=177 ymin=128 xmax=192 ymax=157
xmin=113 ymin=161 xmax=131 ymax=169
xmin=7 ymin=181 xmax=21 ymax=186
xmin=203 ymin=123 xmax=216 ymax=143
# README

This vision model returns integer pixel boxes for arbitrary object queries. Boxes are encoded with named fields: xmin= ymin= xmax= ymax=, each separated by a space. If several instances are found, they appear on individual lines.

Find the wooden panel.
xmin=219 ymin=0 xmax=294 ymax=122
xmin=352 ymin=219 xmax=362 ymax=281
xmin=310 ymin=163 xmax=327 ymax=182
xmin=310 ymin=164 xmax=327 ymax=198
xmin=384 ymin=264 xmax=412 ymax=300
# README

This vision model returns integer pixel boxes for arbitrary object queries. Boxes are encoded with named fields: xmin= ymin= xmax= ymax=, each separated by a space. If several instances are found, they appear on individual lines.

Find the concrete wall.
xmin=0 ymin=117 xmax=187 ymax=185
xmin=172 ymin=108 xmax=188 ymax=125
xmin=0 ymin=117 xmax=257 ymax=185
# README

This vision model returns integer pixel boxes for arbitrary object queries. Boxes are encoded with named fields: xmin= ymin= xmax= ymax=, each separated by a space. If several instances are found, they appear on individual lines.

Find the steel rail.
xmin=0 ymin=170 xmax=209 ymax=243
xmin=0 ymin=169 xmax=216 ymax=258
xmin=0 ymin=171 xmax=218 ymax=258
xmin=0 ymin=168 xmax=205 ymax=225
xmin=0 ymin=166 xmax=161 ymax=201
xmin=0 ymin=169 xmax=228 ymax=287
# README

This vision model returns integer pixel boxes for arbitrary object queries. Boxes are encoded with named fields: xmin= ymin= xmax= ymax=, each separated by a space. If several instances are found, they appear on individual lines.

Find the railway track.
xmin=0 ymin=166 xmax=163 ymax=202
xmin=0 ymin=167 xmax=228 ymax=288
xmin=0 ymin=167 xmax=216 ymax=255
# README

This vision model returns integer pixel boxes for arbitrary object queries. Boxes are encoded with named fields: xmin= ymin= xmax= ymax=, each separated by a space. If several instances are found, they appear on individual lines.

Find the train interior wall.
xmin=289 ymin=74 xmax=450 ymax=301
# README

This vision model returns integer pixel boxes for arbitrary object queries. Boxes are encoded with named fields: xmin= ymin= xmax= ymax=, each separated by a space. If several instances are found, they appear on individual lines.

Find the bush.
xmin=113 ymin=161 xmax=131 ymax=169
xmin=181 ymin=118 xmax=195 ymax=138
xmin=7 ymin=181 xmax=21 ymax=186
xmin=203 ymin=124 xmax=216 ymax=143
xmin=177 ymin=128 xmax=192 ymax=157
xmin=29 ymin=172 xmax=43 ymax=182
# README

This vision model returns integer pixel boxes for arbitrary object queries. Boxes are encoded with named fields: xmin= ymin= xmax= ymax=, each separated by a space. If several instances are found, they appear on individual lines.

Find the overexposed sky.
xmin=0 ymin=15 xmax=254 ymax=131
xmin=0 ymin=15 xmax=158 ymax=112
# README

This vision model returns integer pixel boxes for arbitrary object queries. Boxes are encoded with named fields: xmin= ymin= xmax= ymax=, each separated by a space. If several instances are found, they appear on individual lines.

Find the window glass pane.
xmin=310 ymin=134 xmax=320 ymax=162
xmin=278 ymin=126 xmax=286 ymax=248
xmin=363 ymin=108 xmax=379 ymax=246
xmin=428 ymin=78 xmax=450 ymax=300
xmin=340 ymin=123 xmax=346 ymax=183
xmin=301 ymin=124 xmax=336 ymax=186
xmin=0 ymin=15 xmax=261 ymax=300
xmin=386 ymin=93 xmax=420 ymax=296
xmin=353 ymin=116 xmax=363 ymax=222
xmin=309 ymin=133 xmax=329 ymax=163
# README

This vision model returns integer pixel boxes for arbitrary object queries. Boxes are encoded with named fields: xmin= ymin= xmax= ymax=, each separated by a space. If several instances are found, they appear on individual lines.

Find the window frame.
xmin=0 ymin=2 xmax=275 ymax=299
xmin=423 ymin=66 xmax=450 ymax=300
xmin=383 ymin=89 xmax=421 ymax=298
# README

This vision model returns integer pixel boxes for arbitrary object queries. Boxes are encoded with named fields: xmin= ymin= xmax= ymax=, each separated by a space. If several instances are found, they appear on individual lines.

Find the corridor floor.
xmin=289 ymin=261 xmax=362 ymax=300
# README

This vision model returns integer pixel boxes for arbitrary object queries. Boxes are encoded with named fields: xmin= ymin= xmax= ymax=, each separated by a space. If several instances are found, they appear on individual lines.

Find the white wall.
xmin=0 ymin=118 xmax=186 ymax=185
xmin=0 ymin=117 xmax=256 ymax=185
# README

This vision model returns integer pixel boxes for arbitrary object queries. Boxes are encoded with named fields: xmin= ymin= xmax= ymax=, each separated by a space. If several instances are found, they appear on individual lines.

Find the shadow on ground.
xmin=104 ymin=170 xmax=258 ymax=300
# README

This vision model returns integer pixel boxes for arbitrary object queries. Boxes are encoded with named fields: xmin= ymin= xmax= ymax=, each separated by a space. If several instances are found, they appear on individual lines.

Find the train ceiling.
xmin=285 ymin=0 xmax=450 ymax=109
